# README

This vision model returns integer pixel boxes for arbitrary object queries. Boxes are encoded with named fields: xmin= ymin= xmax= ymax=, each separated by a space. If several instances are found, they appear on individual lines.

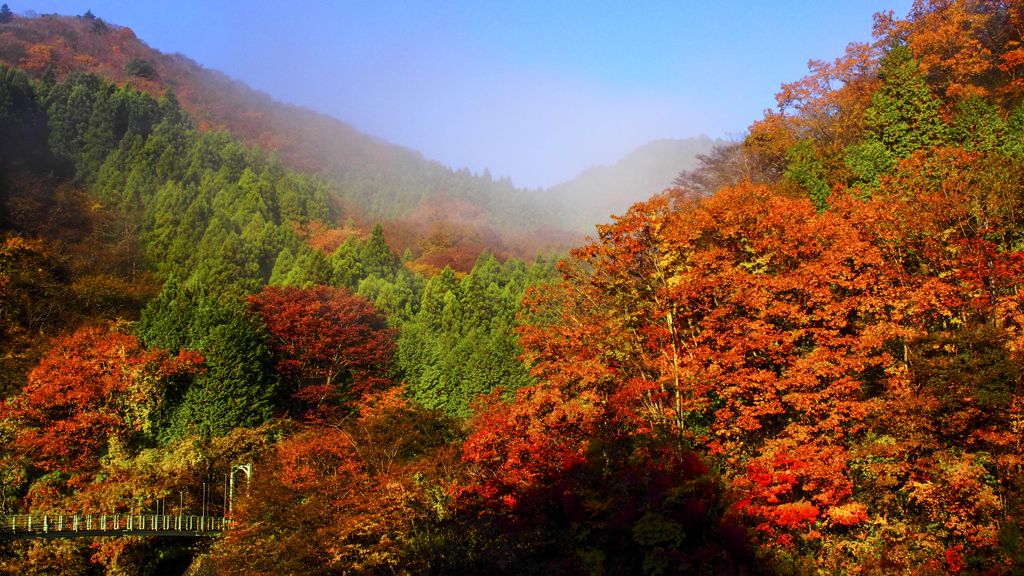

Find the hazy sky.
xmin=20 ymin=1 xmax=914 ymax=189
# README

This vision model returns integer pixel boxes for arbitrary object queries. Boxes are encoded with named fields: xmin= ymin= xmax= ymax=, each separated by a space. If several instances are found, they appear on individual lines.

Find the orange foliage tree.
xmin=213 ymin=388 xmax=458 ymax=575
xmin=0 ymin=324 xmax=202 ymax=507
xmin=873 ymin=0 xmax=1012 ymax=101
xmin=489 ymin=173 xmax=1024 ymax=570
xmin=247 ymin=285 xmax=396 ymax=418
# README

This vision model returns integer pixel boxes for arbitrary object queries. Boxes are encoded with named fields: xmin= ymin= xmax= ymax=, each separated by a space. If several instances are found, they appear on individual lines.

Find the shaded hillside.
xmin=545 ymin=136 xmax=718 ymax=231
xmin=0 ymin=10 xmax=579 ymax=268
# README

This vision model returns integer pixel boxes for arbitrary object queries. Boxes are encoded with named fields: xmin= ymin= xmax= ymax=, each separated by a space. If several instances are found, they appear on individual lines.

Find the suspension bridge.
xmin=1 ymin=513 xmax=229 ymax=540
xmin=0 ymin=464 xmax=251 ymax=541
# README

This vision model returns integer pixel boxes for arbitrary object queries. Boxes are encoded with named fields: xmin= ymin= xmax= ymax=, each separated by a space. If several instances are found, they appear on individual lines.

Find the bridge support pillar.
xmin=228 ymin=463 xmax=253 ymax=516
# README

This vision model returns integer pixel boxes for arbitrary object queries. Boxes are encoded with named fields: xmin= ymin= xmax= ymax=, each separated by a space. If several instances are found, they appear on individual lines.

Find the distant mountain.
xmin=545 ymin=137 xmax=720 ymax=232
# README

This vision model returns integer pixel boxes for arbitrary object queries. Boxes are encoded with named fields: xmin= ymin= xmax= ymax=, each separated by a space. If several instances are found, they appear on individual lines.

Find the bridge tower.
xmin=228 ymin=463 xmax=252 ymax=515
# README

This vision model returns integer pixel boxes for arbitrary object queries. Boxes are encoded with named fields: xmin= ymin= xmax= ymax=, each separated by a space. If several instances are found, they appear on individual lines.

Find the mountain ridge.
xmin=0 ymin=11 xmax=711 ymax=262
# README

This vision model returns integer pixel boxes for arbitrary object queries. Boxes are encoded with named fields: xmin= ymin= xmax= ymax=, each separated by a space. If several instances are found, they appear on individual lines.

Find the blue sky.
xmin=19 ymin=1 xmax=914 ymax=188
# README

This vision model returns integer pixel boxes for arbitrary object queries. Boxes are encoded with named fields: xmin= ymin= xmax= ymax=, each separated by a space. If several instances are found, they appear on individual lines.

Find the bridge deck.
xmin=1 ymin=514 xmax=228 ymax=540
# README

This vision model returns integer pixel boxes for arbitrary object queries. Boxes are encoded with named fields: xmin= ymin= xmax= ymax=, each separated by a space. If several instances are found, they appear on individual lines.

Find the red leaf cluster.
xmin=1 ymin=325 xmax=201 ymax=494
xmin=248 ymin=285 xmax=396 ymax=417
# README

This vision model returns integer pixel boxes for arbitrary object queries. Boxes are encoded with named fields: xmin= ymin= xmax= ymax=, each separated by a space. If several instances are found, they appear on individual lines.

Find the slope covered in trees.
xmin=0 ymin=9 xmax=587 ymax=265
xmin=0 ymin=46 xmax=559 ymax=573
xmin=5 ymin=1 xmax=1024 ymax=575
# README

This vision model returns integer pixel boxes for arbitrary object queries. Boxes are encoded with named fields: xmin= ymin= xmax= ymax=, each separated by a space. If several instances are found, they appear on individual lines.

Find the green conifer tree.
xmin=845 ymin=44 xmax=947 ymax=189
xmin=1003 ymin=103 xmax=1024 ymax=160
xmin=783 ymin=140 xmax=831 ymax=211
xmin=137 ymin=281 xmax=278 ymax=440
xmin=363 ymin=222 xmax=397 ymax=279
xmin=330 ymin=236 xmax=365 ymax=289
xmin=950 ymin=96 xmax=1004 ymax=152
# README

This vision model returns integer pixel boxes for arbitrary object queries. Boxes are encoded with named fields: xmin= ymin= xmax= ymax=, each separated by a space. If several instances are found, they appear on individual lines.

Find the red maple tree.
xmin=247 ymin=285 xmax=396 ymax=418
xmin=1 ymin=324 xmax=202 ymax=499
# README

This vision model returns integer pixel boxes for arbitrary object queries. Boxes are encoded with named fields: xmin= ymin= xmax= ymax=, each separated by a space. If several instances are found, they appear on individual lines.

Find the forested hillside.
xmin=4 ymin=1 xmax=1024 ymax=575
xmin=0 ymin=40 xmax=559 ymax=573
xmin=0 ymin=9 xmax=582 ymax=269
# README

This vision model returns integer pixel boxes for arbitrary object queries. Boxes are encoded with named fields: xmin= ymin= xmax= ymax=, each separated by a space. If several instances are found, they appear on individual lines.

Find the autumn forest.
xmin=0 ymin=1 xmax=1023 ymax=575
